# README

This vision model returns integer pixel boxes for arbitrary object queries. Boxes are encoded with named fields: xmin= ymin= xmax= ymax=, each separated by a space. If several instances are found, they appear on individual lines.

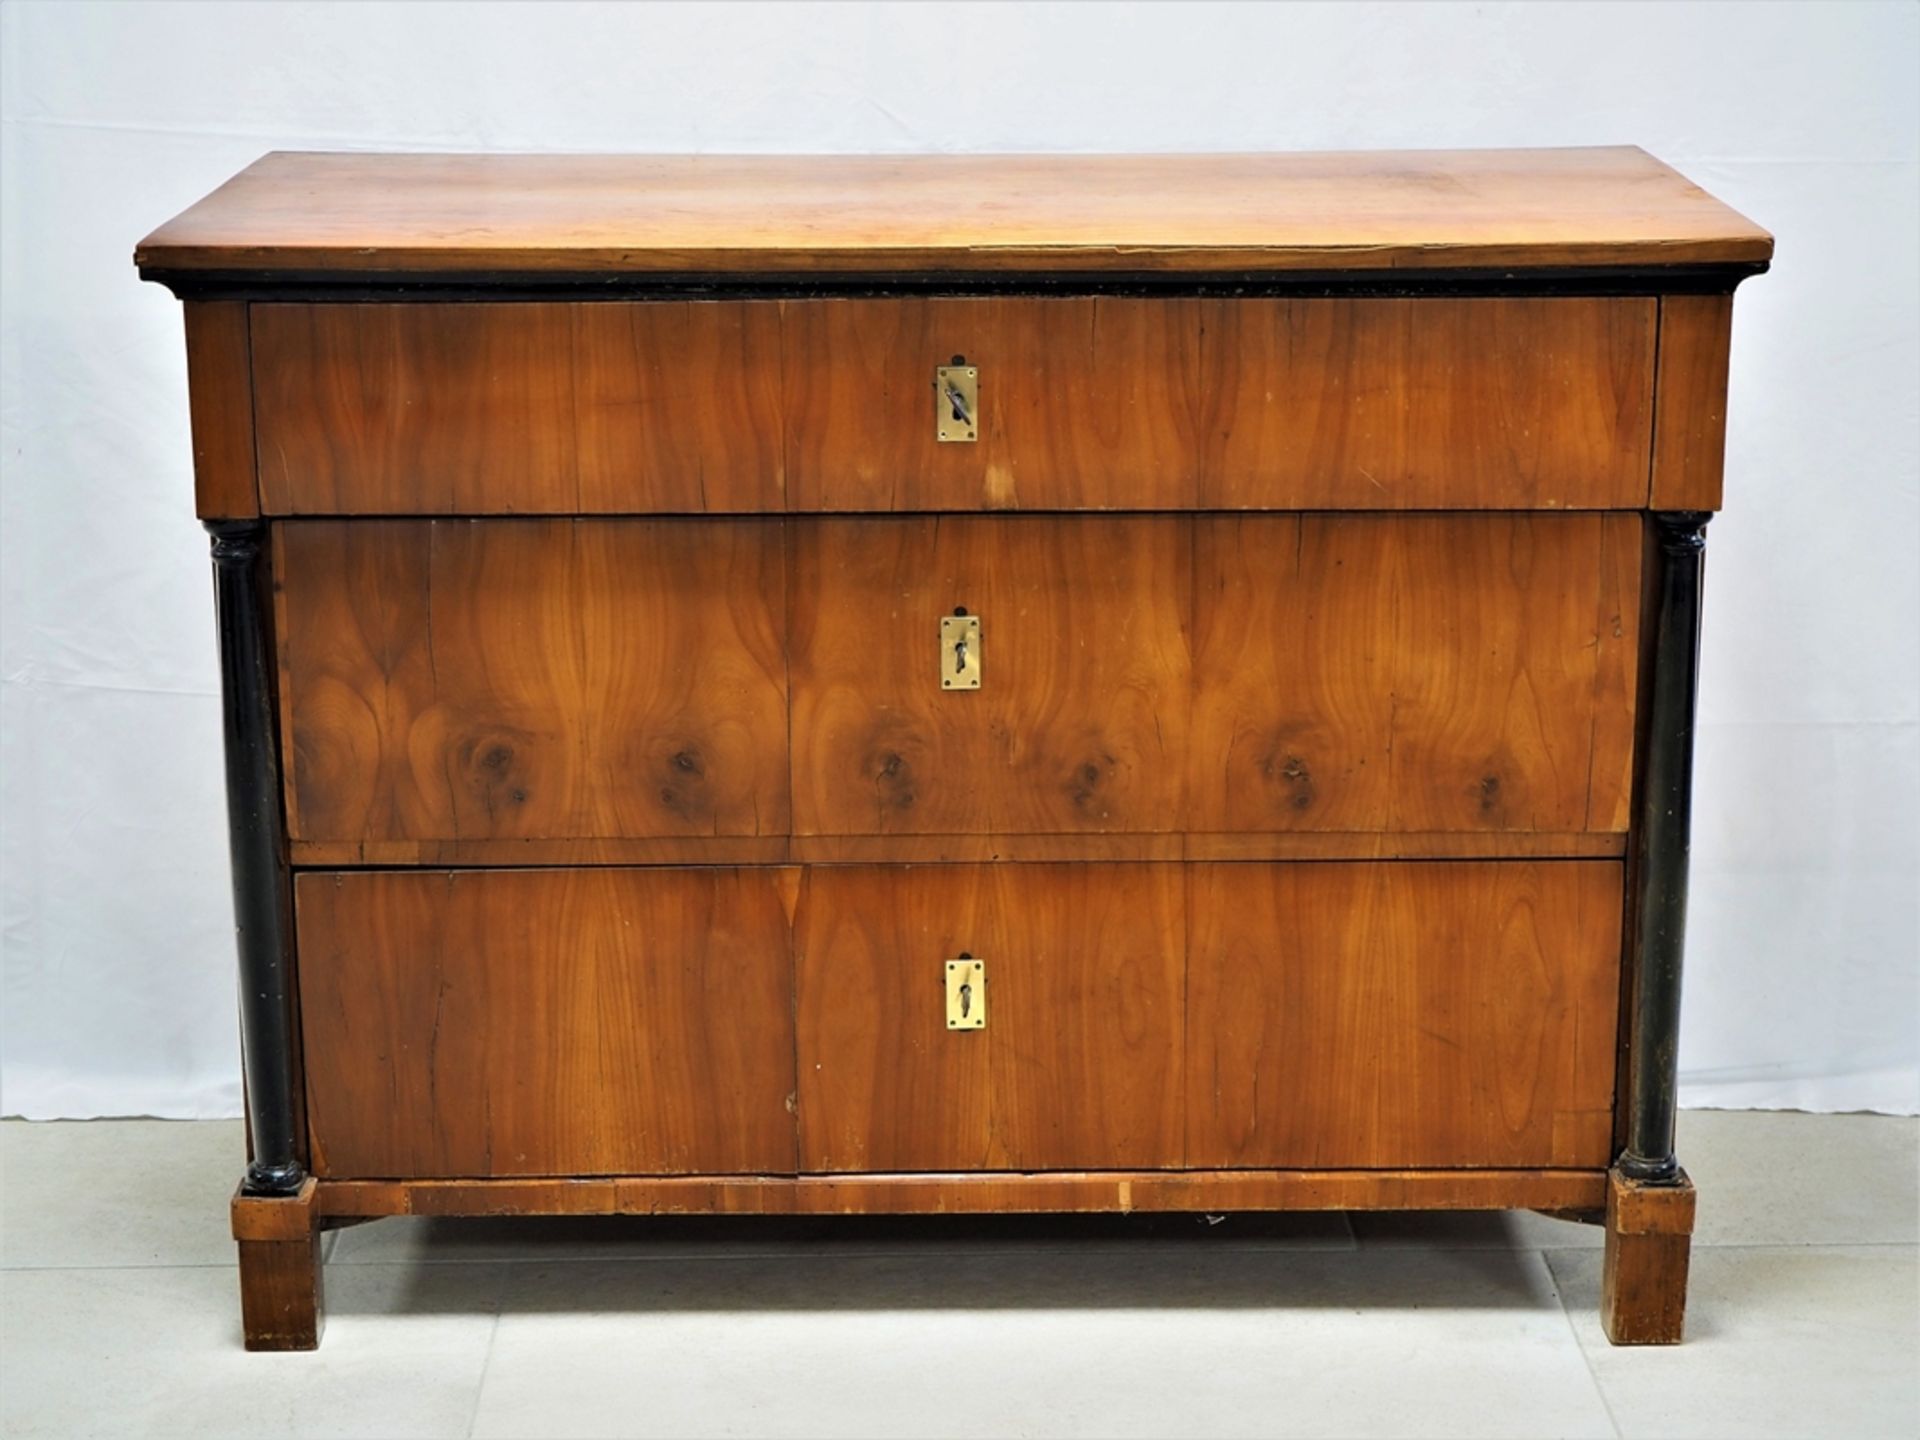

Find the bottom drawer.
xmin=295 ymin=860 xmax=1621 ymax=1181
xmin=295 ymin=868 xmax=801 ymax=1178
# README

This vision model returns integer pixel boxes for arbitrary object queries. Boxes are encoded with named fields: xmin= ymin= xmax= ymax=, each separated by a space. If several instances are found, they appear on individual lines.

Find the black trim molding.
xmin=142 ymin=261 xmax=1769 ymax=304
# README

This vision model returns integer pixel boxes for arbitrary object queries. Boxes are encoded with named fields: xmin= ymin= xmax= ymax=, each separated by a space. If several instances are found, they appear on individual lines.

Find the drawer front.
xmin=275 ymin=519 xmax=790 ymax=851
xmin=1187 ymin=861 xmax=1622 ymax=1169
xmin=789 ymin=516 xmax=1193 ymax=838
xmin=795 ymin=864 xmax=1187 ymax=1172
xmin=280 ymin=513 xmax=1636 ymax=853
xmin=296 ymin=868 xmax=801 ymax=1178
xmin=790 ymin=512 xmax=1638 ymax=842
xmin=295 ymin=860 xmax=1618 ymax=1179
xmin=250 ymin=297 xmax=1654 ymax=514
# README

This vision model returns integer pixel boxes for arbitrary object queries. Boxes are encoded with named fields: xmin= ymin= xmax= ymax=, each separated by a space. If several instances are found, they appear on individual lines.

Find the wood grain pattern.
xmin=236 ymin=1237 xmax=323 ymax=1350
xmin=795 ymin=865 xmax=1185 ymax=1172
xmin=278 ymin=513 xmax=1634 ymax=849
xmin=789 ymin=517 xmax=1191 ymax=836
xmin=1649 ymin=294 xmax=1735 ymax=510
xmin=1187 ymin=862 xmax=1621 ymax=1169
xmin=252 ymin=302 xmax=784 ymax=514
xmin=182 ymin=301 xmax=257 ymax=518
xmin=1587 ymin=514 xmax=1647 ymax=832
xmin=1199 ymin=298 xmax=1655 ymax=509
xmin=314 ymin=1168 xmax=1608 ymax=1218
xmin=252 ymin=296 xmax=1653 ymax=515
xmin=274 ymin=519 xmax=789 ymax=845
xmin=136 ymin=149 xmax=1772 ymax=276
xmin=784 ymin=297 xmax=1207 ymax=510
xmin=1391 ymin=518 xmax=1634 ymax=833
xmin=296 ymin=868 xmax=801 ymax=1178
xmin=1189 ymin=515 xmax=1641 ymax=836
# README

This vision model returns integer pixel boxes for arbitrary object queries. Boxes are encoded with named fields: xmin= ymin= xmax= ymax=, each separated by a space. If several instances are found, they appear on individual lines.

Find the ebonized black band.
xmin=141 ymin=260 xmax=1768 ymax=304
xmin=1619 ymin=510 xmax=1712 ymax=1183
xmin=207 ymin=519 xmax=305 ymax=1197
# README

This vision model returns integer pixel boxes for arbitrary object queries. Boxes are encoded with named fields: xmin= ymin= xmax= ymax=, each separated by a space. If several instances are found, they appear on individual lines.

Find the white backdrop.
xmin=2 ymin=1 xmax=1915 ymax=1119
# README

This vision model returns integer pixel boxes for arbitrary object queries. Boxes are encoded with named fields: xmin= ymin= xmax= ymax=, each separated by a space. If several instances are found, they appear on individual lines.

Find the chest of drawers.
xmin=137 ymin=148 xmax=1769 ymax=1349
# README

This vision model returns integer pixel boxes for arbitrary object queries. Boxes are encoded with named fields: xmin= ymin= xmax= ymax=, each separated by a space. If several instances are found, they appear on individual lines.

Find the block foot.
xmin=1601 ymin=1164 xmax=1695 ymax=1345
xmin=233 ymin=1176 xmax=323 ymax=1351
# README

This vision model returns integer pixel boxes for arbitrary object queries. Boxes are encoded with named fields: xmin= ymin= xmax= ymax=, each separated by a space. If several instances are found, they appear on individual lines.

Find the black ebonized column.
xmin=207 ymin=520 xmax=304 ymax=1196
xmin=1619 ymin=510 xmax=1711 ymax=1183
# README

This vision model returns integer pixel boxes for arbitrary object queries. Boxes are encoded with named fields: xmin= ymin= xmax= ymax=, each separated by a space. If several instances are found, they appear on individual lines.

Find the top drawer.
xmin=251 ymin=296 xmax=1655 ymax=515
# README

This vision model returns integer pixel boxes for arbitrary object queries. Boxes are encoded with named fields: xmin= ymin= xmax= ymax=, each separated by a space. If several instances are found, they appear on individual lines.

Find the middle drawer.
xmin=276 ymin=513 xmax=1639 ymax=860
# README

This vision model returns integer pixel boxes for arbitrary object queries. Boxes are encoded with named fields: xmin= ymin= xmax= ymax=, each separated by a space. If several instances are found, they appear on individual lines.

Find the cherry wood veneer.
xmin=136 ymin=148 xmax=1772 ymax=276
xmin=250 ymin=296 xmax=1655 ymax=515
xmin=1650 ymin=295 xmax=1737 ymax=511
xmin=314 ymin=1169 xmax=1609 ymax=1219
xmin=1189 ymin=513 xmax=1642 ymax=836
xmin=276 ymin=512 xmax=1639 ymax=853
xmin=795 ymin=864 xmax=1186 ymax=1173
xmin=181 ymin=302 xmax=258 ymax=519
xmin=1187 ymin=862 xmax=1621 ymax=1169
xmin=291 ymin=860 xmax=1621 ymax=1179
xmin=253 ymin=302 xmax=785 ymax=515
xmin=788 ymin=516 xmax=1192 ymax=837
xmin=296 ymin=868 xmax=801 ymax=1178
xmin=274 ymin=519 xmax=790 ymax=847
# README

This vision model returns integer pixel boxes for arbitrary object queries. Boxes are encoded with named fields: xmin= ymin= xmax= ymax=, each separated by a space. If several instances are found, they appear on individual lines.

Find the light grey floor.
xmin=1 ymin=1112 xmax=1914 ymax=1440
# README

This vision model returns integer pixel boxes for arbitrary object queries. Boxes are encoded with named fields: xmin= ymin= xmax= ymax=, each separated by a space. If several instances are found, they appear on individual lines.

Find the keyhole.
xmin=959 ymin=982 xmax=972 ymax=1018
xmin=946 ymin=385 xmax=971 ymax=425
xmin=954 ymin=636 xmax=969 ymax=674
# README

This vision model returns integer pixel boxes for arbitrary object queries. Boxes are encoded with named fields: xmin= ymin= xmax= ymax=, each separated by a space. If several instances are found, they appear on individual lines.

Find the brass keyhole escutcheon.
xmin=935 ymin=363 xmax=978 ymax=442
xmin=941 ymin=613 xmax=981 ymax=690
xmin=946 ymin=957 xmax=986 ymax=1030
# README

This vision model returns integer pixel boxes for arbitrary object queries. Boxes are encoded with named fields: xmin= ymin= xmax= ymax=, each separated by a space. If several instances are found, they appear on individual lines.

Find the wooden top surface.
xmin=136 ymin=147 xmax=1770 ymax=279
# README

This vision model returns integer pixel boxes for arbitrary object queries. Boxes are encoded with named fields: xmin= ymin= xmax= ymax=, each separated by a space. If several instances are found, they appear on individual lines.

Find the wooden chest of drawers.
xmin=137 ymin=148 xmax=1769 ymax=1349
